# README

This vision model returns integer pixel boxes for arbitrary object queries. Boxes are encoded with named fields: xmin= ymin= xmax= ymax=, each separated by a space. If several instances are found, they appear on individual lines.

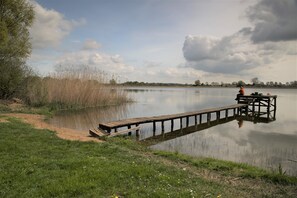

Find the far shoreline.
xmin=119 ymin=84 xmax=297 ymax=89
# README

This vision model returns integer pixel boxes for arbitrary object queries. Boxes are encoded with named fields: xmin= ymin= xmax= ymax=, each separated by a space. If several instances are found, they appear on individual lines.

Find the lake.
xmin=49 ymin=87 xmax=297 ymax=176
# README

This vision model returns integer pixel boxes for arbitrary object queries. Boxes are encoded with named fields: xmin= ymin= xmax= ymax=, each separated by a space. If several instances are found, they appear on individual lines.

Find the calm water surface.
xmin=49 ymin=87 xmax=297 ymax=176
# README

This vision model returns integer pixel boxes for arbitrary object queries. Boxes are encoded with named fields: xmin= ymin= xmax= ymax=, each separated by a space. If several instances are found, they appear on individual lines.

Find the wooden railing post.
xmin=207 ymin=113 xmax=211 ymax=125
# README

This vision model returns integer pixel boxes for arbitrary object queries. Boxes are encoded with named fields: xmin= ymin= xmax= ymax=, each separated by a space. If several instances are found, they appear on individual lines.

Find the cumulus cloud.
xmin=246 ymin=0 xmax=297 ymax=43
xmin=56 ymin=50 xmax=135 ymax=75
xmin=82 ymin=39 xmax=101 ymax=50
xmin=183 ymin=0 xmax=297 ymax=74
xmin=30 ymin=1 xmax=85 ymax=49
xmin=183 ymin=31 xmax=268 ymax=73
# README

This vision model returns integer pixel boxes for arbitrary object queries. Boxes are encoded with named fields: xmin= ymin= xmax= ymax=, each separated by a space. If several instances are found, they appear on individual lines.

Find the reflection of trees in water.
xmin=49 ymin=104 xmax=130 ymax=130
xmin=124 ymin=88 xmax=182 ymax=93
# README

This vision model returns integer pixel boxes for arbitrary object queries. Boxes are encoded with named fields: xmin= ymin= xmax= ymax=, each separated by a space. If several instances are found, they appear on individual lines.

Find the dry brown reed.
xmin=24 ymin=66 xmax=130 ymax=109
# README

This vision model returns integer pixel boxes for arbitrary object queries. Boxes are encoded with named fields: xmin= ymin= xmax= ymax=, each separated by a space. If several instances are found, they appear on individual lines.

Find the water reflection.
xmin=142 ymin=117 xmax=237 ymax=145
xmin=48 ymin=104 xmax=130 ymax=131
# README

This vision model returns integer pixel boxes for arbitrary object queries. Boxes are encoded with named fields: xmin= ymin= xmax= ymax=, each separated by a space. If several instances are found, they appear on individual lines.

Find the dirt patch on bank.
xmin=3 ymin=113 xmax=101 ymax=142
xmin=0 ymin=117 xmax=9 ymax=123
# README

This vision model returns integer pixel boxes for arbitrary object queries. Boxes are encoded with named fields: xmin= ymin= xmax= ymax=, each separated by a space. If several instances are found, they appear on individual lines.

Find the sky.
xmin=28 ymin=0 xmax=297 ymax=84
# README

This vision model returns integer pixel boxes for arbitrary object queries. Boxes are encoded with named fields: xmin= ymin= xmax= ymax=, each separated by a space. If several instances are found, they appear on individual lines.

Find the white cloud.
xmin=183 ymin=35 xmax=220 ymax=61
xmin=56 ymin=50 xmax=135 ymax=75
xmin=183 ymin=29 xmax=296 ymax=74
xmin=128 ymin=64 xmax=207 ymax=84
xmin=82 ymin=39 xmax=101 ymax=50
xmin=30 ymin=1 xmax=85 ymax=49
xmin=183 ymin=31 xmax=267 ymax=73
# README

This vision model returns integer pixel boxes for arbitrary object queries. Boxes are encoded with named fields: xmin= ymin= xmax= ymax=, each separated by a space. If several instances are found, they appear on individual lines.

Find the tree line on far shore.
xmin=120 ymin=79 xmax=297 ymax=88
xmin=193 ymin=78 xmax=297 ymax=88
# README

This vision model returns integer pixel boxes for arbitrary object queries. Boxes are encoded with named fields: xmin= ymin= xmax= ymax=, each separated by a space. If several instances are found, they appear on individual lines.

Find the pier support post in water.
xmin=153 ymin=121 xmax=156 ymax=135
xmin=171 ymin=119 xmax=174 ymax=131
xmin=267 ymin=99 xmax=271 ymax=119
xmin=273 ymin=98 xmax=277 ymax=118
xmin=216 ymin=111 xmax=220 ymax=120
xmin=128 ymin=125 xmax=131 ymax=135
xmin=199 ymin=114 xmax=202 ymax=124
xmin=180 ymin=118 xmax=183 ymax=129
xmin=186 ymin=117 xmax=189 ymax=127
xmin=136 ymin=124 xmax=139 ymax=137
xmin=161 ymin=121 xmax=165 ymax=133
xmin=207 ymin=113 xmax=211 ymax=125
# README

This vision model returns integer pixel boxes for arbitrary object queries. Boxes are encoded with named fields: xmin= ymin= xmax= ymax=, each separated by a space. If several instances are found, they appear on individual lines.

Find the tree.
xmin=0 ymin=0 xmax=34 ymax=99
xmin=109 ymin=79 xmax=117 ymax=85
xmin=251 ymin=77 xmax=259 ymax=85
xmin=194 ymin=80 xmax=201 ymax=86
xmin=237 ymin=80 xmax=245 ymax=87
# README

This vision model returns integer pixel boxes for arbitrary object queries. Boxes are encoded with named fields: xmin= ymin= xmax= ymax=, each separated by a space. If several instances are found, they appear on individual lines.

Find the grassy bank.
xmin=0 ymin=116 xmax=296 ymax=197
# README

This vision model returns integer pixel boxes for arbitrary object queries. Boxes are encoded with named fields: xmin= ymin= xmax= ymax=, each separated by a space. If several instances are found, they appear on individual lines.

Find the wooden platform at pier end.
xmin=98 ymin=103 xmax=248 ymax=135
xmin=236 ymin=94 xmax=277 ymax=119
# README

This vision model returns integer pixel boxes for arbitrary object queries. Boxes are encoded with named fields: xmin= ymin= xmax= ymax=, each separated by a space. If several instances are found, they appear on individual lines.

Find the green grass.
xmin=0 ymin=104 xmax=10 ymax=112
xmin=153 ymin=151 xmax=297 ymax=184
xmin=0 ymin=117 xmax=296 ymax=197
xmin=0 ymin=102 xmax=53 ymax=116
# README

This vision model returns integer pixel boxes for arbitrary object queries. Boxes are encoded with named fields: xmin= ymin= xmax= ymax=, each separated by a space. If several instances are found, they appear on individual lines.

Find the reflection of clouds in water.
xmin=244 ymin=130 xmax=297 ymax=175
xmin=259 ymin=121 xmax=297 ymax=135
xmin=152 ymin=120 xmax=297 ymax=176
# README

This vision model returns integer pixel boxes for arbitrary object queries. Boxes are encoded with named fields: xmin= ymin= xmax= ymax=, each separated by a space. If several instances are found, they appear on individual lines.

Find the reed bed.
xmin=24 ymin=67 xmax=130 ymax=109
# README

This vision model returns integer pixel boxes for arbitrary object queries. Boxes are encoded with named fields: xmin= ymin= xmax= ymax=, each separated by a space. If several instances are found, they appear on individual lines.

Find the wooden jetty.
xmin=94 ymin=104 xmax=248 ymax=137
xmin=90 ymin=95 xmax=277 ymax=138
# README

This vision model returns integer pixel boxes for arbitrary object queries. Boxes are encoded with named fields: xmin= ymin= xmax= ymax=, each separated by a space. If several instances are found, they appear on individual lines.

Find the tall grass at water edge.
xmin=23 ymin=68 xmax=130 ymax=109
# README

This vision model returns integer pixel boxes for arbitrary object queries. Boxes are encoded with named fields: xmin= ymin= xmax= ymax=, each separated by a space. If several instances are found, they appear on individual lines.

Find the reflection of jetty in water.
xmin=141 ymin=112 xmax=276 ymax=145
xmin=92 ymin=95 xmax=277 ymax=141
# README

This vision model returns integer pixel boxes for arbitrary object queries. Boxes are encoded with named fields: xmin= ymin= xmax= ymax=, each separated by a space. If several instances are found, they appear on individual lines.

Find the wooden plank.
xmin=89 ymin=128 xmax=108 ymax=137
xmin=108 ymin=126 xmax=141 ymax=137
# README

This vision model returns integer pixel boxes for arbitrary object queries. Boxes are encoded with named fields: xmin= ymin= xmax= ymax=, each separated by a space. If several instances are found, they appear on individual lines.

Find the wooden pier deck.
xmin=97 ymin=103 xmax=248 ymax=136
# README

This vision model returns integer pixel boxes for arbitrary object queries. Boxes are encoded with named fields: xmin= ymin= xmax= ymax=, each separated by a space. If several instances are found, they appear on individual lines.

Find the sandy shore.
xmin=2 ymin=113 xmax=102 ymax=142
